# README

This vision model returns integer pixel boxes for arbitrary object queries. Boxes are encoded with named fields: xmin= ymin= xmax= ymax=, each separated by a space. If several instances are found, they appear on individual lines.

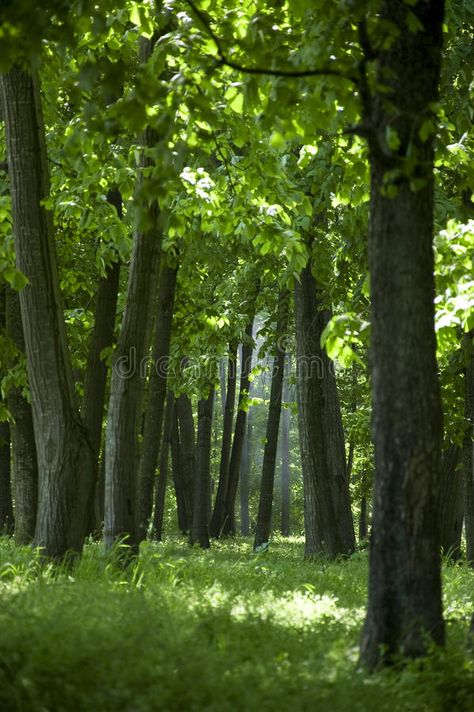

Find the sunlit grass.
xmin=0 ymin=536 xmax=473 ymax=711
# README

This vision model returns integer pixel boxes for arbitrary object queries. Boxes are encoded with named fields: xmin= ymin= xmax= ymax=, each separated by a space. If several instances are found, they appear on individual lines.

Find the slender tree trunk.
xmin=359 ymin=496 xmax=368 ymax=541
xmin=240 ymin=409 xmax=251 ymax=536
xmin=219 ymin=358 xmax=227 ymax=412
xmin=82 ymin=190 xmax=121 ymax=535
xmin=295 ymin=257 xmax=354 ymax=558
xmin=176 ymin=392 xmax=195 ymax=532
xmin=464 ymin=331 xmax=474 ymax=564
xmin=103 ymin=37 xmax=162 ymax=552
xmin=170 ymin=403 xmax=188 ymax=534
xmin=359 ymin=1 xmax=445 ymax=668
xmin=1 ymin=66 xmax=94 ymax=558
xmin=438 ymin=444 xmax=463 ymax=561
xmin=190 ymin=388 xmax=214 ymax=548
xmin=210 ymin=342 xmax=237 ymax=537
xmin=5 ymin=287 xmax=37 ymax=544
xmin=152 ymin=392 xmax=174 ymax=541
xmin=254 ymin=291 xmax=289 ymax=550
xmin=0 ymin=422 xmax=14 ymax=535
xmin=136 ymin=264 xmax=178 ymax=541
xmin=281 ymin=355 xmax=290 ymax=536
xmin=222 ymin=316 xmax=256 ymax=535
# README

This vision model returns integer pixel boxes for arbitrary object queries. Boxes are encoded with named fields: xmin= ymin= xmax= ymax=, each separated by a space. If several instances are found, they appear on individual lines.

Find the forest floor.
xmin=0 ymin=536 xmax=473 ymax=712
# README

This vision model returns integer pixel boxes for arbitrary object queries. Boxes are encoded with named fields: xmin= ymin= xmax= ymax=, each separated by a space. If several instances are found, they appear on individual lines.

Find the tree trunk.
xmin=190 ymin=388 xmax=214 ymax=548
xmin=438 ymin=444 xmax=463 ymax=561
xmin=254 ymin=291 xmax=289 ymax=550
xmin=103 ymin=37 xmax=162 ymax=552
xmin=222 ymin=317 xmax=255 ymax=535
xmin=219 ymin=357 xmax=227 ymax=412
xmin=1 ymin=66 xmax=94 ymax=558
xmin=464 ymin=331 xmax=474 ymax=564
xmin=136 ymin=264 xmax=177 ymax=541
xmin=82 ymin=190 xmax=121 ymax=535
xmin=0 ymin=422 xmax=14 ymax=535
xmin=5 ymin=286 xmax=38 ymax=544
xmin=359 ymin=496 xmax=368 ymax=541
xmin=209 ymin=342 xmax=237 ymax=537
xmin=281 ymin=355 xmax=290 ymax=536
xmin=294 ymin=258 xmax=354 ymax=558
xmin=170 ymin=402 xmax=188 ymax=534
xmin=240 ymin=408 xmax=251 ymax=536
xmin=359 ymin=1 xmax=445 ymax=668
xmin=176 ymin=392 xmax=195 ymax=532
xmin=152 ymin=392 xmax=174 ymax=541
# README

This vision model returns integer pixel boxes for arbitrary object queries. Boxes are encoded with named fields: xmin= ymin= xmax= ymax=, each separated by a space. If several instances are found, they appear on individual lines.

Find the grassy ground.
xmin=0 ymin=536 xmax=474 ymax=711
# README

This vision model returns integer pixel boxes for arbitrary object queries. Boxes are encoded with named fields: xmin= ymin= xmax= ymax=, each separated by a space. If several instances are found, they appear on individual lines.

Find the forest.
xmin=0 ymin=0 xmax=473 ymax=710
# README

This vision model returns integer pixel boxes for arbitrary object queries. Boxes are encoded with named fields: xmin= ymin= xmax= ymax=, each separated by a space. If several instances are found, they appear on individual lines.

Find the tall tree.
xmin=359 ymin=2 xmax=446 ymax=667
xmin=190 ymin=388 xmax=214 ymax=548
xmin=1 ymin=66 xmax=94 ymax=558
xmin=438 ymin=444 xmax=463 ymax=561
xmin=152 ymin=392 xmax=174 ymax=541
xmin=464 ymin=331 xmax=474 ymax=564
xmin=280 ymin=355 xmax=290 ymax=537
xmin=176 ymin=391 xmax=195 ymax=533
xmin=0 ymin=421 xmax=14 ymax=534
xmin=254 ymin=290 xmax=289 ymax=550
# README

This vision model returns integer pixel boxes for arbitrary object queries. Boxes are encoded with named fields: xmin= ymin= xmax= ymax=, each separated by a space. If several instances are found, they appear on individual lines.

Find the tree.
xmin=190 ymin=388 xmax=214 ymax=548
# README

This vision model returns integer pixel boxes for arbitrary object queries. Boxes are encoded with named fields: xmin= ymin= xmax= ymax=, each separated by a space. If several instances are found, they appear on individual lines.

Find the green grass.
xmin=0 ymin=536 xmax=474 ymax=711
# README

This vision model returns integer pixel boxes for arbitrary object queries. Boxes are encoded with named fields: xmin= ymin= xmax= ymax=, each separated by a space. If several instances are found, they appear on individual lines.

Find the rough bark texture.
xmin=464 ymin=332 xmax=474 ymax=564
xmin=103 ymin=37 xmax=162 ymax=552
xmin=222 ymin=318 xmax=255 ymax=535
xmin=0 ymin=422 xmax=14 ymax=534
xmin=438 ymin=444 xmax=463 ymax=560
xmin=281 ymin=355 xmax=290 ymax=536
xmin=254 ymin=292 xmax=289 ymax=550
xmin=152 ymin=392 xmax=174 ymax=541
xmin=1 ymin=66 xmax=94 ymax=558
xmin=136 ymin=264 xmax=177 ymax=541
xmin=359 ymin=1 xmax=445 ymax=668
xmin=82 ymin=190 xmax=121 ymax=534
xmin=190 ymin=389 xmax=214 ymax=548
xmin=5 ymin=286 xmax=38 ymax=544
xmin=176 ymin=392 xmax=195 ymax=532
xmin=209 ymin=342 xmax=237 ymax=537
xmin=294 ymin=260 xmax=355 ymax=558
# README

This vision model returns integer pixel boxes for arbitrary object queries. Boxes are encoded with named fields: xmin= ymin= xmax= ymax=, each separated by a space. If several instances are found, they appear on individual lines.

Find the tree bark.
xmin=281 ymin=355 xmax=290 ymax=536
xmin=5 ymin=286 xmax=38 ymax=544
xmin=170 ymin=402 xmax=188 ymax=534
xmin=222 ymin=317 xmax=255 ymax=535
xmin=359 ymin=496 xmax=368 ymax=541
xmin=438 ymin=444 xmax=463 ymax=561
xmin=254 ymin=291 xmax=289 ymax=550
xmin=103 ymin=37 xmax=162 ymax=552
xmin=294 ymin=258 xmax=355 ymax=558
xmin=359 ymin=1 xmax=445 ymax=668
xmin=152 ymin=392 xmax=174 ymax=541
xmin=136 ymin=264 xmax=177 ymax=541
xmin=1 ymin=66 xmax=94 ymax=558
xmin=464 ymin=331 xmax=474 ymax=564
xmin=82 ymin=190 xmax=121 ymax=535
xmin=176 ymin=392 xmax=195 ymax=532
xmin=0 ymin=422 xmax=14 ymax=535
xmin=209 ymin=342 xmax=237 ymax=537
xmin=240 ymin=408 xmax=251 ymax=536
xmin=190 ymin=388 xmax=214 ymax=548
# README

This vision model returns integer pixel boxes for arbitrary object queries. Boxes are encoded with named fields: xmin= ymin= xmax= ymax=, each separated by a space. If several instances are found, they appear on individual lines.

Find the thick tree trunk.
xmin=438 ymin=444 xmax=463 ymax=560
xmin=5 ymin=286 xmax=38 ymax=544
xmin=240 ymin=409 xmax=251 ymax=536
xmin=209 ymin=342 xmax=237 ymax=537
xmin=281 ymin=355 xmax=290 ymax=536
xmin=0 ymin=422 xmax=14 ymax=535
xmin=359 ymin=1 xmax=445 ymax=668
xmin=176 ymin=392 xmax=195 ymax=532
xmin=190 ymin=389 xmax=214 ymax=548
xmin=103 ymin=37 xmax=162 ymax=552
xmin=222 ymin=317 xmax=255 ymax=535
xmin=82 ymin=190 xmax=121 ymax=535
xmin=152 ymin=392 xmax=174 ymax=541
xmin=136 ymin=264 xmax=177 ymax=541
xmin=254 ymin=291 xmax=289 ymax=550
xmin=1 ymin=66 xmax=94 ymax=558
xmin=295 ymin=259 xmax=354 ymax=558
xmin=464 ymin=331 xmax=474 ymax=564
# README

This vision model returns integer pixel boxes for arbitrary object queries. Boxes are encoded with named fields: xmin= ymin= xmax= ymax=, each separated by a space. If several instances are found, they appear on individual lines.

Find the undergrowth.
xmin=0 ymin=536 xmax=473 ymax=711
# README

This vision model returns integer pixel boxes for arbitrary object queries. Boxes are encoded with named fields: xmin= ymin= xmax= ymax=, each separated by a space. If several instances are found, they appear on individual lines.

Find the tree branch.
xmin=184 ymin=0 xmax=358 ymax=84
